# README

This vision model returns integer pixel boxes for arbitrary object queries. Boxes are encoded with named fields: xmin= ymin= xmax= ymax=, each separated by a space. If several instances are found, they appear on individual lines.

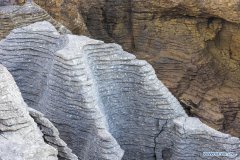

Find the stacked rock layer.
xmin=0 ymin=21 xmax=239 ymax=160
xmin=20 ymin=0 xmax=240 ymax=137
xmin=0 ymin=64 xmax=77 ymax=160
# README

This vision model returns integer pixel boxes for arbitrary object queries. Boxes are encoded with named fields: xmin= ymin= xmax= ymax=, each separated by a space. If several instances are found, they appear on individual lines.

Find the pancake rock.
xmin=0 ymin=21 xmax=240 ymax=159
xmin=0 ymin=64 xmax=53 ymax=159
xmin=0 ymin=64 xmax=77 ymax=160
xmin=28 ymin=0 xmax=240 ymax=137
xmin=29 ymin=108 xmax=78 ymax=160
xmin=0 ymin=1 xmax=70 ymax=40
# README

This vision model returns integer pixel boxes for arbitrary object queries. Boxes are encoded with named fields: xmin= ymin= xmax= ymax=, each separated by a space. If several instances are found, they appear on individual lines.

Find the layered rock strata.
xmin=0 ymin=21 xmax=239 ymax=159
xmin=24 ymin=0 xmax=240 ymax=137
xmin=0 ymin=1 xmax=71 ymax=40
xmin=29 ymin=108 xmax=78 ymax=160
xmin=30 ymin=0 xmax=89 ymax=35
xmin=0 ymin=64 xmax=77 ymax=160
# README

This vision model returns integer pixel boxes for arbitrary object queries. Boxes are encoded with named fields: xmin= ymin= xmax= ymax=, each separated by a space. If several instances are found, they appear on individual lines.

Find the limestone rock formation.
xmin=25 ymin=0 xmax=240 ymax=137
xmin=0 ymin=64 xmax=56 ymax=160
xmin=29 ymin=108 xmax=78 ymax=160
xmin=0 ymin=1 xmax=71 ymax=40
xmin=0 ymin=21 xmax=240 ymax=159
xmin=0 ymin=64 xmax=77 ymax=160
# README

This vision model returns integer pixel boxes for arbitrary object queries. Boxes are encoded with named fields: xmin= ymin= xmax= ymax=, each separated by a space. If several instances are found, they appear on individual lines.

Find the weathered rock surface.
xmin=0 ymin=64 xmax=57 ymax=160
xmin=0 ymin=21 xmax=240 ymax=159
xmin=0 ymin=1 xmax=71 ymax=40
xmin=0 ymin=21 xmax=124 ymax=160
xmin=0 ymin=64 xmax=77 ymax=160
xmin=29 ymin=108 xmax=78 ymax=160
xmin=14 ymin=0 xmax=89 ymax=35
xmin=25 ymin=0 xmax=240 ymax=137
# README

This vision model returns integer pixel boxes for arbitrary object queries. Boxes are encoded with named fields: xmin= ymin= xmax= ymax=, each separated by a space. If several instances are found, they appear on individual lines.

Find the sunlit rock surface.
xmin=0 ymin=21 xmax=239 ymax=159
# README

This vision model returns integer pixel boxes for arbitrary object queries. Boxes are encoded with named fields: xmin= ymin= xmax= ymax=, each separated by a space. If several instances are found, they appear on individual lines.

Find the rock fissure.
xmin=153 ymin=119 xmax=168 ymax=160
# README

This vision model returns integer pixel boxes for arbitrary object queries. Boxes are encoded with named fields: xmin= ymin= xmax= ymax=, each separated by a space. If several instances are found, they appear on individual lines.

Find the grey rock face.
xmin=0 ymin=21 xmax=240 ymax=160
xmin=0 ymin=64 xmax=58 ymax=160
xmin=29 ymin=108 xmax=78 ymax=160
xmin=157 ymin=117 xmax=240 ymax=160
xmin=0 ymin=0 xmax=16 ymax=6
xmin=0 ymin=64 xmax=77 ymax=160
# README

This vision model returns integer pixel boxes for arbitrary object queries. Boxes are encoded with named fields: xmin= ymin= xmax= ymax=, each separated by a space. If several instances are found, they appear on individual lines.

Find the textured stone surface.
xmin=157 ymin=117 xmax=240 ymax=160
xmin=0 ymin=64 xmax=58 ymax=160
xmin=0 ymin=21 xmax=124 ymax=160
xmin=14 ymin=0 xmax=89 ymax=35
xmin=0 ymin=0 xmax=16 ymax=5
xmin=27 ymin=0 xmax=240 ymax=137
xmin=0 ymin=64 xmax=77 ymax=160
xmin=0 ymin=1 xmax=70 ymax=40
xmin=29 ymin=108 xmax=78 ymax=160
xmin=0 ymin=21 xmax=240 ymax=159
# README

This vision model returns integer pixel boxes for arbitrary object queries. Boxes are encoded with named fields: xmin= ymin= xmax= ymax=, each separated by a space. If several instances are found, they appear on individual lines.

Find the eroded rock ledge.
xmin=0 ymin=21 xmax=239 ymax=160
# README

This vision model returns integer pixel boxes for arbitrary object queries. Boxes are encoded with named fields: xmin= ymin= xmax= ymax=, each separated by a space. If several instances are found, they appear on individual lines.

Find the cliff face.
xmin=0 ymin=20 xmax=240 ymax=160
xmin=119 ymin=0 xmax=240 ymax=137
xmin=26 ymin=0 xmax=240 ymax=137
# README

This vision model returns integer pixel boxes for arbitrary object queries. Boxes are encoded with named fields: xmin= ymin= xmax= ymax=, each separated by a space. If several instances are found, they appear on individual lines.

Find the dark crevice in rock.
xmin=161 ymin=148 xmax=172 ymax=160
xmin=154 ymin=120 xmax=168 ymax=160
xmin=179 ymin=101 xmax=195 ymax=117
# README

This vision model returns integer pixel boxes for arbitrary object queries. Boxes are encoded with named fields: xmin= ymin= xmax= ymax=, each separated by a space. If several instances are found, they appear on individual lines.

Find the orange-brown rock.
xmin=12 ymin=0 xmax=240 ymax=137
xmin=19 ymin=0 xmax=89 ymax=35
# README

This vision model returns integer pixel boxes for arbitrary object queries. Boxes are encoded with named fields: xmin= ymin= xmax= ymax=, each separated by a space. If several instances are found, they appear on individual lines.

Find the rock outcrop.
xmin=22 ymin=0 xmax=240 ymax=137
xmin=0 ymin=1 xmax=71 ymax=40
xmin=13 ymin=0 xmax=89 ymax=35
xmin=0 ymin=21 xmax=239 ymax=159
xmin=0 ymin=64 xmax=77 ymax=160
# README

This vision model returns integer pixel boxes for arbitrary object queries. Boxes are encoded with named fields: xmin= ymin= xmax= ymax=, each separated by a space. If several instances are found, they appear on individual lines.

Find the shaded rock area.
xmin=0 ymin=21 xmax=240 ymax=160
xmin=29 ymin=108 xmax=78 ymax=160
xmin=0 ymin=64 xmax=77 ymax=160
xmin=22 ymin=0 xmax=240 ymax=137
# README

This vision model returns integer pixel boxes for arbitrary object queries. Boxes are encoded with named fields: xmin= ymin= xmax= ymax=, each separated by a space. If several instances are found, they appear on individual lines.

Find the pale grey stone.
xmin=0 ymin=21 xmax=239 ymax=160
xmin=0 ymin=64 xmax=58 ymax=160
